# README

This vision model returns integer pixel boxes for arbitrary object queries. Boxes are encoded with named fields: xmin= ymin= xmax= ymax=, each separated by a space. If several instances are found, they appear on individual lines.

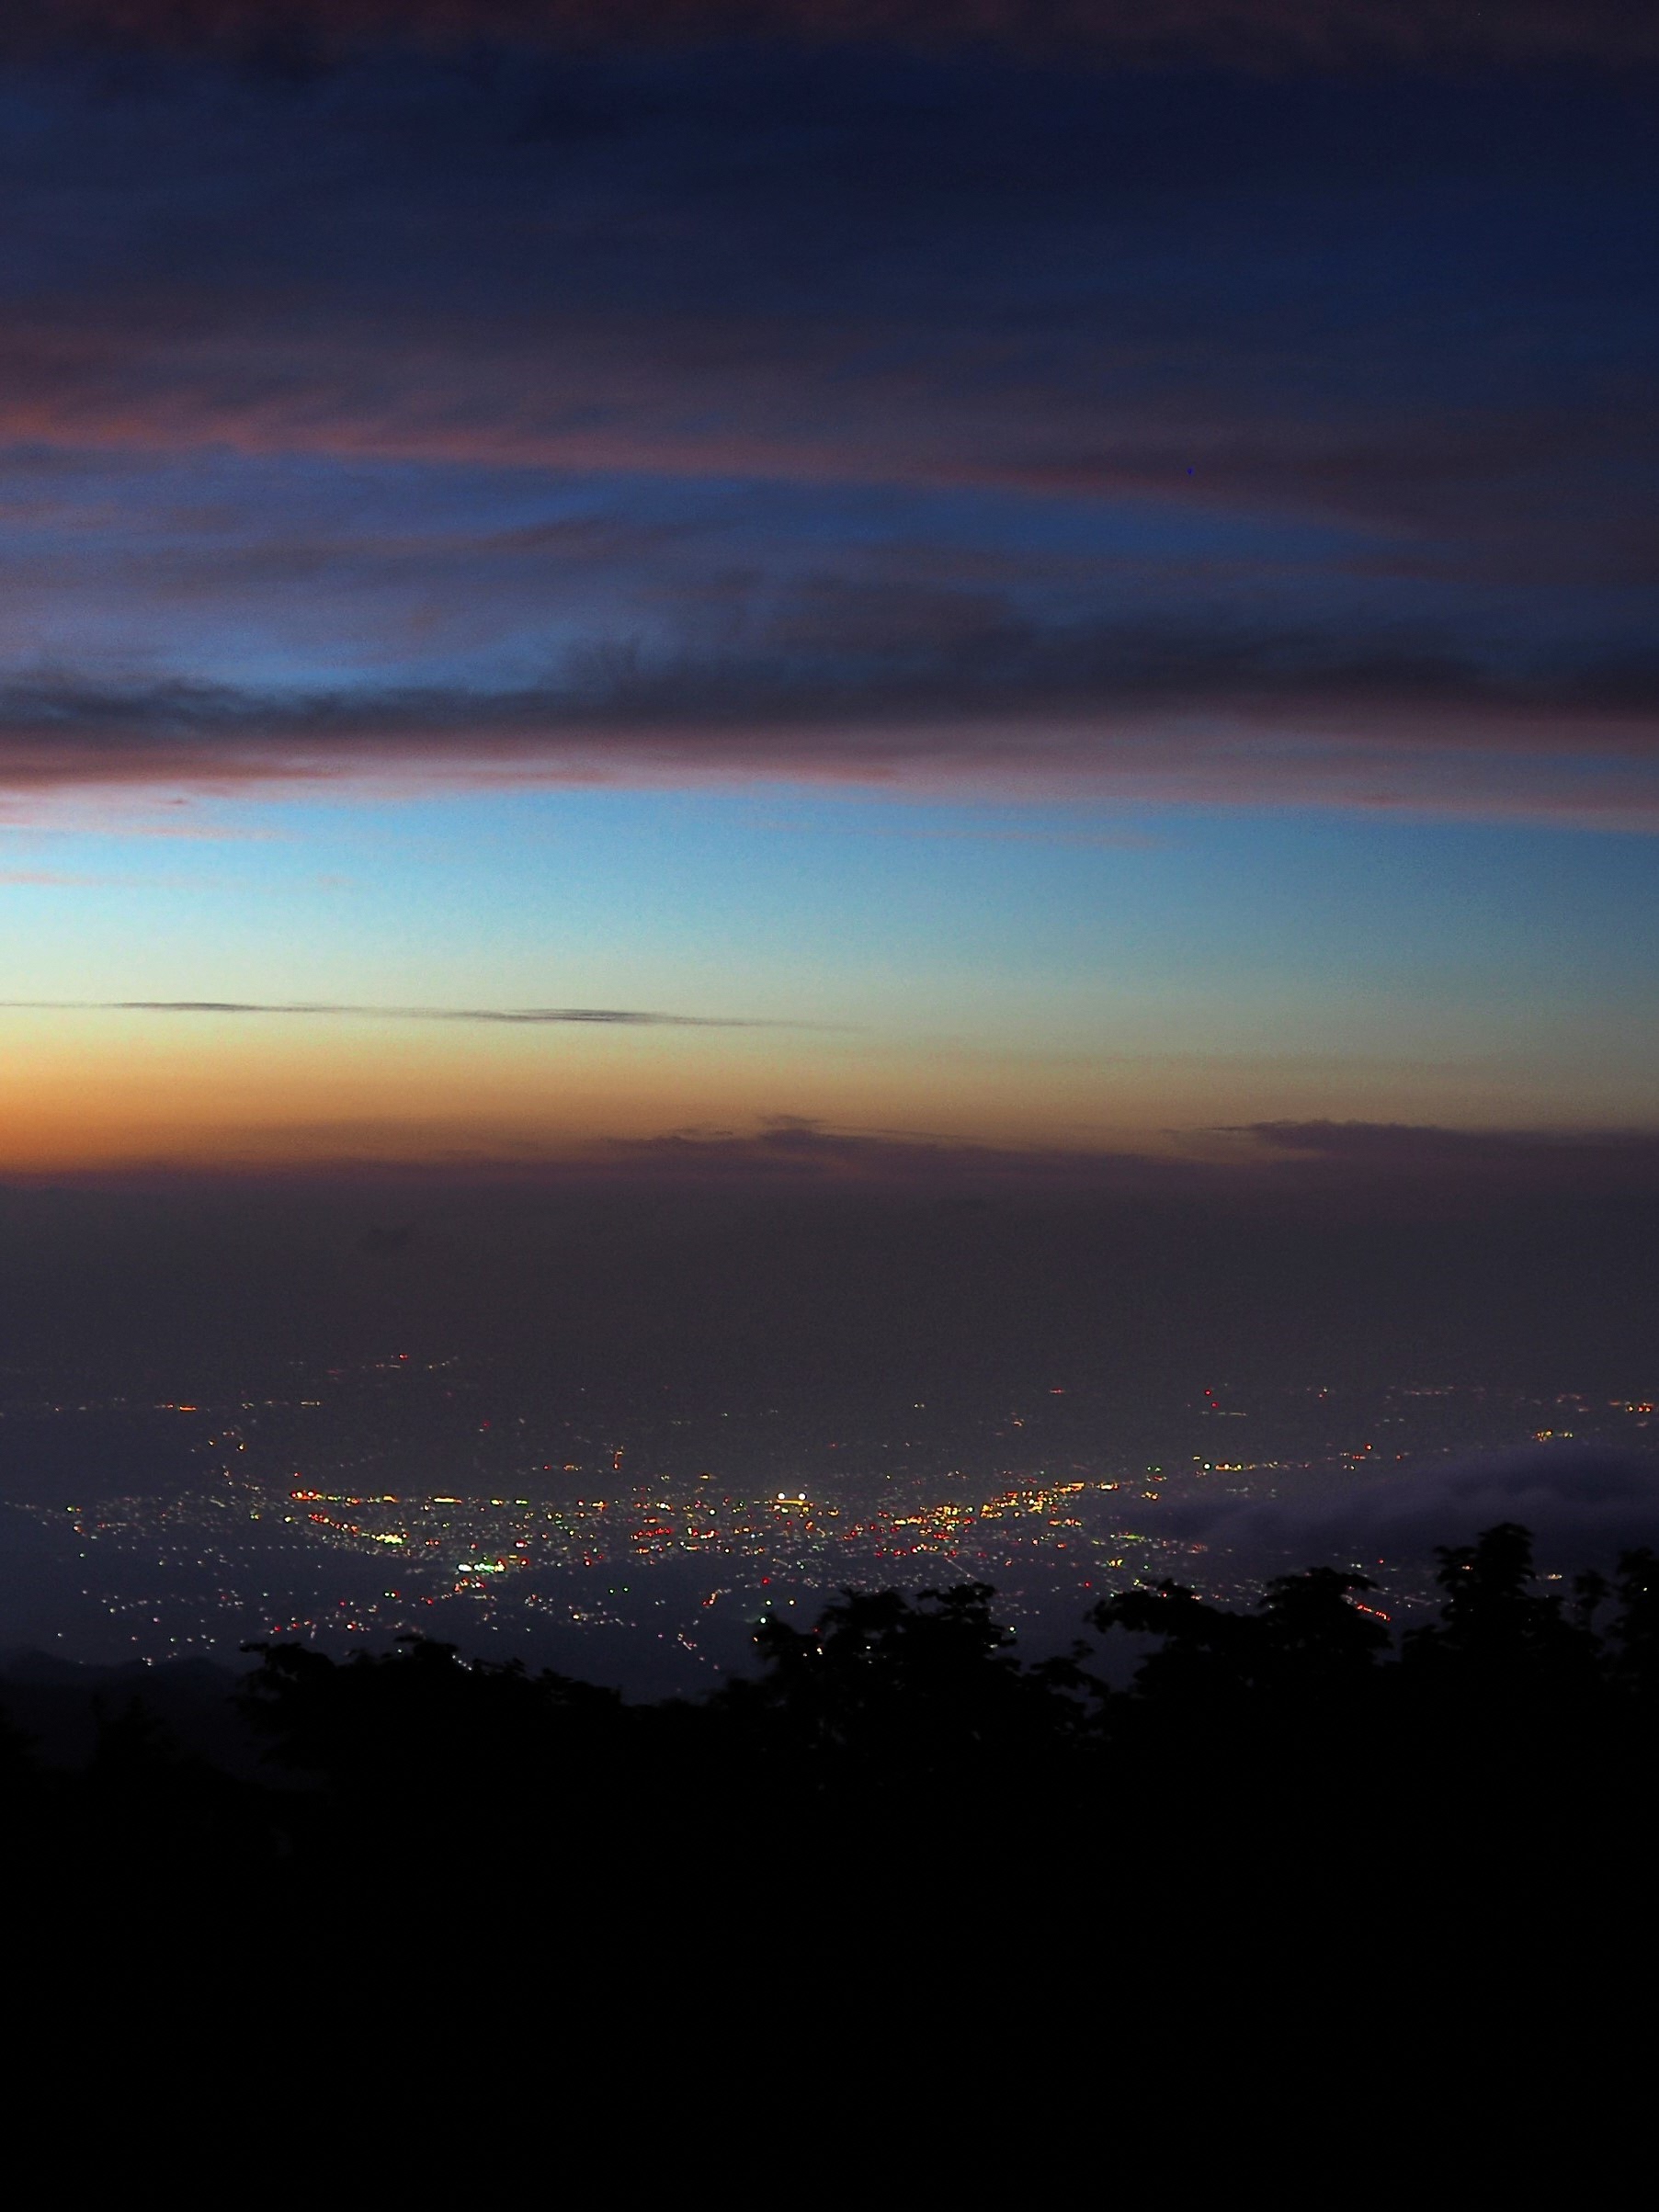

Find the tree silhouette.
xmin=238 ymin=1633 xmax=630 ymax=1822
xmin=1401 ymin=1522 xmax=1600 ymax=1702
xmin=1089 ymin=1566 xmax=1386 ymax=1711
xmin=715 ymin=1582 xmax=1090 ymax=1774
xmin=1605 ymin=1546 xmax=1659 ymax=1699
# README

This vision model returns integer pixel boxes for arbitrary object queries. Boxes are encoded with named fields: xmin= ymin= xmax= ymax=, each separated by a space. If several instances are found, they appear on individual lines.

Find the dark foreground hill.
xmin=6 ymin=1520 xmax=1657 ymax=2029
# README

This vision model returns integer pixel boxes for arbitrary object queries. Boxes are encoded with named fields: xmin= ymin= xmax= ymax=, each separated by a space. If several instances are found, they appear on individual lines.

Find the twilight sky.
xmin=2 ymin=2 xmax=1657 ymax=1179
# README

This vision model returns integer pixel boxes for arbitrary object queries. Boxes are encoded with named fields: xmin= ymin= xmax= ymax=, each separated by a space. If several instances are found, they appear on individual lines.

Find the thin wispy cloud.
xmin=0 ymin=1000 xmax=798 ymax=1027
xmin=752 ymin=814 xmax=1161 ymax=851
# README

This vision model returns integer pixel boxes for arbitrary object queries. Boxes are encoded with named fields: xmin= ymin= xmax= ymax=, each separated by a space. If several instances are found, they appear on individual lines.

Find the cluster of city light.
xmin=264 ymin=1469 xmax=1192 ymax=1601
xmin=25 ymin=1457 xmax=1257 ymax=1626
xmin=12 ymin=1367 xmax=1657 ymax=1662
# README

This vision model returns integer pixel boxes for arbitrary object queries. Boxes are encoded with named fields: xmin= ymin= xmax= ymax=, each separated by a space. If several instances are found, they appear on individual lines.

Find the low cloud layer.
xmin=1238 ymin=1123 xmax=1659 ymax=1193
xmin=609 ymin=1115 xmax=1212 ymax=1187
xmin=13 ymin=1108 xmax=1659 ymax=1196
xmin=1170 ymin=1446 xmax=1659 ymax=1573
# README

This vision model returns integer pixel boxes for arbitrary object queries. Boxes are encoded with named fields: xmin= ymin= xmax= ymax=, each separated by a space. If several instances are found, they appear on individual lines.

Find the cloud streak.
xmin=0 ymin=999 xmax=791 ymax=1027
xmin=3 ymin=317 xmax=1651 ymax=586
xmin=0 ymin=645 xmax=1656 ymax=823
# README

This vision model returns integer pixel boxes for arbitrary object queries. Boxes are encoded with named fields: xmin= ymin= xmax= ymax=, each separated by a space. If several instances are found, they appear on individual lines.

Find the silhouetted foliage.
xmin=711 ymin=1583 xmax=1091 ymax=1775
xmin=239 ymin=1634 xmax=626 ymax=1798
xmin=8 ymin=1518 xmax=1659 ymax=1941
xmin=1401 ymin=1522 xmax=1601 ymax=1702
xmin=1607 ymin=1546 xmax=1659 ymax=1697
xmin=1090 ymin=1566 xmax=1388 ymax=1712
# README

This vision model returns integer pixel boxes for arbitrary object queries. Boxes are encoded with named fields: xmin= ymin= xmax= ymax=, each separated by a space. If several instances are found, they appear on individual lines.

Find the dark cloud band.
xmin=0 ymin=652 xmax=1655 ymax=823
xmin=22 ymin=1 xmax=1659 ymax=65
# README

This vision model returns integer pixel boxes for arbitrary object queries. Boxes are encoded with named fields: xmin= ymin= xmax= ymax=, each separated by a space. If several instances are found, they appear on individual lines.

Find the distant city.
xmin=3 ymin=1357 xmax=1653 ymax=1693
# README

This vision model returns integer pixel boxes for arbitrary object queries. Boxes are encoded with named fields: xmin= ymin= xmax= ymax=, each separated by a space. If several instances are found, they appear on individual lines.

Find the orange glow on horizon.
xmin=0 ymin=1004 xmax=1141 ymax=1174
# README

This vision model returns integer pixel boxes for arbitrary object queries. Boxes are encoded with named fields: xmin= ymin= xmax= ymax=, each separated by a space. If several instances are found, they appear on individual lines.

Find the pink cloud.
xmin=1 ymin=312 xmax=1640 ymax=573
xmin=1 ymin=675 xmax=1656 ymax=827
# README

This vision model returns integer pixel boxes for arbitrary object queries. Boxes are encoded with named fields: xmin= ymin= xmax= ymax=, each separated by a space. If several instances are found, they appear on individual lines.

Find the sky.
xmin=1 ymin=0 xmax=1656 ymax=1206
